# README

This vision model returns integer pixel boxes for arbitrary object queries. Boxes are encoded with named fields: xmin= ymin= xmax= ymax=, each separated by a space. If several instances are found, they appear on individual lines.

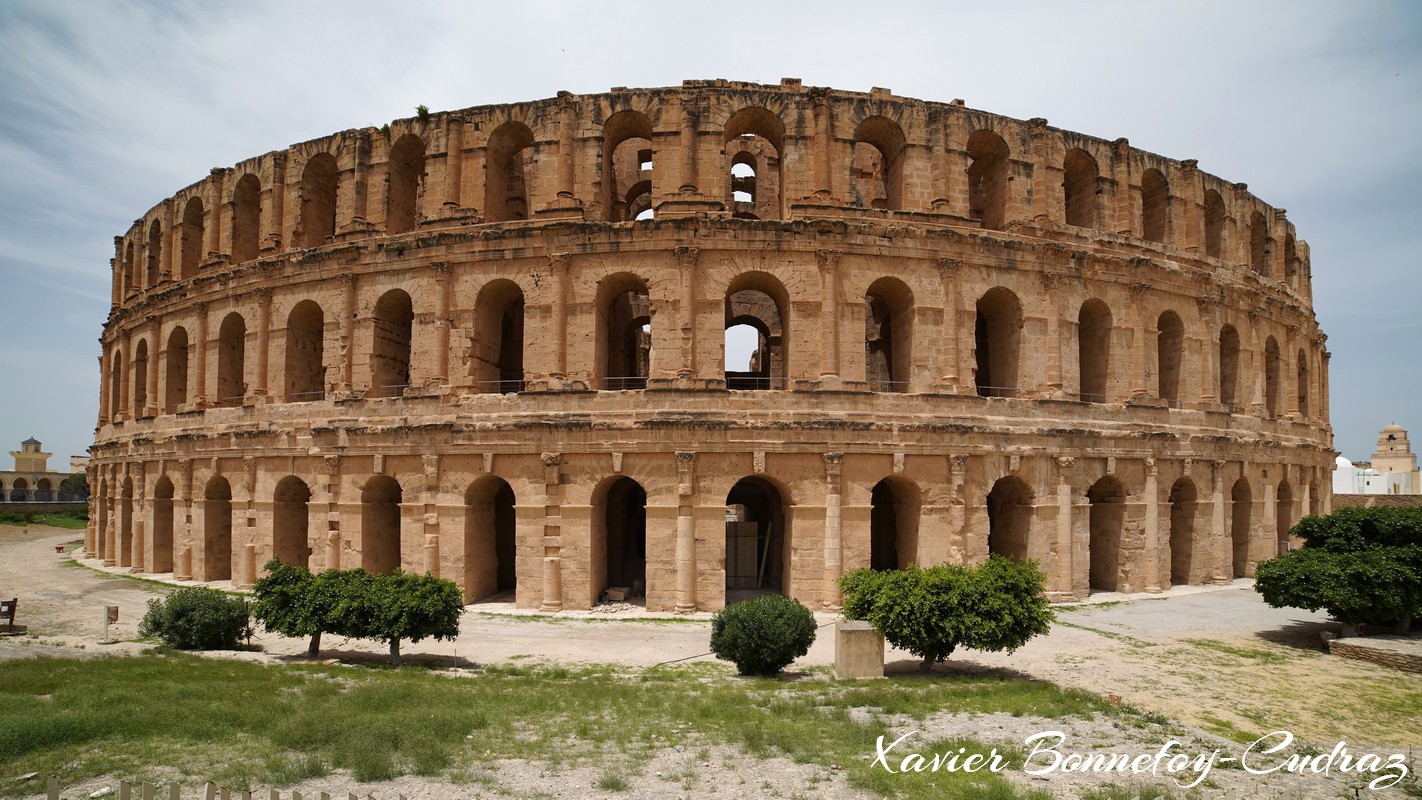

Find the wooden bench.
xmin=0 ymin=598 xmax=16 ymax=633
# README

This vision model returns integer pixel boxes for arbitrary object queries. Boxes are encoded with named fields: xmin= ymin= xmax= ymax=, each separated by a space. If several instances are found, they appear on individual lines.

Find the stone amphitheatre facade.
xmin=87 ymin=79 xmax=1333 ymax=612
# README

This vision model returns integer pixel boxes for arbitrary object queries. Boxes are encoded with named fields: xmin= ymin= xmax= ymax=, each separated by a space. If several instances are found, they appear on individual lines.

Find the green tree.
xmin=709 ymin=594 xmax=817 ymax=676
xmin=251 ymin=560 xmax=330 ymax=657
xmin=840 ymin=557 xmax=1055 ymax=671
xmin=1255 ymin=507 xmax=1422 ymax=632
xmin=139 ymin=587 xmax=251 ymax=650
xmin=60 ymin=472 xmax=90 ymax=500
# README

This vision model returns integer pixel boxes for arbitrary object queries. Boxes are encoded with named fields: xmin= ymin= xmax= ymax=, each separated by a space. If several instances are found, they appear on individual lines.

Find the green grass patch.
xmin=0 ymin=654 xmax=1108 ymax=799
xmin=59 ymin=559 xmax=181 ymax=595
xmin=1079 ymin=783 xmax=1199 ymax=800
xmin=1180 ymin=638 xmax=1291 ymax=664
xmin=1198 ymin=714 xmax=1260 ymax=745
xmin=0 ymin=511 xmax=88 ymax=529
xmin=1054 ymin=620 xmax=1158 ymax=649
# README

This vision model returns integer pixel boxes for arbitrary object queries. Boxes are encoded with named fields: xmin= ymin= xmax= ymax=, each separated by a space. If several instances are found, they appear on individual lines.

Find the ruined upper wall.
xmin=108 ymin=78 xmax=1313 ymax=310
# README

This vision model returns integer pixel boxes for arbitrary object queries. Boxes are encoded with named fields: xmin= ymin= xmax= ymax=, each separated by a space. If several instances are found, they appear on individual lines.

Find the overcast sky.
xmin=0 ymin=0 xmax=1417 ymax=469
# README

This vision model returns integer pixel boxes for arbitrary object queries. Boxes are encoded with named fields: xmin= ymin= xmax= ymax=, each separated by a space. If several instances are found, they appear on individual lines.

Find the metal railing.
xmin=603 ymin=376 xmax=647 ymax=391
xmin=1077 ymin=392 xmax=1108 ymax=403
xmin=474 ymin=379 xmax=525 ymax=394
xmin=285 ymin=390 xmax=326 ymax=402
xmin=975 ymin=384 xmax=1019 ymax=398
xmin=869 ymin=380 xmax=911 ymax=393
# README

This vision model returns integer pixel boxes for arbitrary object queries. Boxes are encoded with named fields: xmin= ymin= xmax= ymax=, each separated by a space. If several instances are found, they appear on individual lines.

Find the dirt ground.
xmin=3 ymin=523 xmax=1420 ymax=799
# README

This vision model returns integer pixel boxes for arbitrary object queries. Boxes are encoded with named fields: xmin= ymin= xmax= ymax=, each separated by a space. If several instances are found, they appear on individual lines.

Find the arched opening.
xmin=1204 ymin=190 xmax=1225 ymax=259
xmin=1157 ymin=311 xmax=1184 ymax=405
xmin=975 ymin=287 xmax=1022 ymax=397
xmin=203 ymin=476 xmax=232 ymax=581
xmin=371 ymin=289 xmax=413 ymax=398
xmin=966 ymin=129 xmax=1010 ymax=231
xmin=485 ymin=121 xmax=534 ymax=222
xmin=1219 ymin=325 xmax=1240 ymax=410
xmin=464 ymin=477 xmax=517 ymax=602
xmin=179 ymin=197 xmax=204 ymax=278
xmin=1077 ymin=299 xmax=1113 ymax=403
xmin=164 ymin=327 xmax=189 ymax=413
xmin=602 ymin=110 xmax=654 ymax=222
xmin=870 ymin=477 xmax=919 ymax=570
xmin=472 ymin=279 xmax=526 ymax=393
xmin=1230 ymin=477 xmax=1251 ymax=577
xmin=109 ymin=351 xmax=125 ymax=422
xmin=1284 ymin=234 xmax=1298 ymax=289
xmin=35 ymin=478 xmax=52 ymax=502
xmin=0 ymin=479 xmax=6 ymax=502
xmin=217 ymin=312 xmax=246 ymax=407
xmin=1264 ymin=336 xmax=1281 ymax=418
xmin=594 ymin=476 xmax=647 ymax=603
xmin=231 ymin=173 xmax=262 ymax=263
xmin=1168 ymin=478 xmax=1197 ymax=586
xmin=146 ymin=220 xmax=162 ymax=288
xmin=299 ymin=153 xmax=338 ymax=247
xmin=273 ymin=476 xmax=311 ymax=569
xmin=11 ymin=478 xmax=28 ymax=503
xmin=152 ymin=476 xmax=175 ymax=574
xmin=724 ymin=107 xmax=786 ymax=220
xmin=123 ymin=240 xmax=136 ymax=297
xmin=595 ymin=273 xmax=651 ymax=390
xmin=1276 ymin=480 xmax=1294 ymax=555
xmin=284 ymin=300 xmax=325 ymax=401
xmin=724 ymin=273 xmax=788 ymax=390
xmin=987 ymin=476 xmax=1033 ymax=561
xmin=851 ymin=116 xmax=906 ymax=210
xmin=132 ymin=339 xmax=149 ymax=415
xmin=1141 ymin=168 xmax=1168 ymax=243
xmin=119 ymin=478 xmax=134 ymax=567
xmin=361 ymin=475 xmax=402 ymax=574
xmin=865 ymin=277 xmax=914 ymax=392
xmin=1087 ymin=476 xmax=1125 ymax=593
xmin=1249 ymin=211 xmax=1268 ymax=276
xmin=386 ymin=134 xmax=424 ymax=234
xmin=726 ymin=477 xmax=789 ymax=601
xmin=1063 ymin=148 xmax=1099 ymax=228
xmin=1296 ymin=349 xmax=1309 ymax=417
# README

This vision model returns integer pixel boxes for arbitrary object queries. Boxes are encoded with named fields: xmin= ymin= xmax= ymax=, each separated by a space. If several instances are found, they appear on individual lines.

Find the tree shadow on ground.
xmin=1252 ymin=618 xmax=1334 ymax=652
xmin=277 ymin=647 xmax=484 ymax=670
xmin=884 ymin=657 xmax=1036 ymax=682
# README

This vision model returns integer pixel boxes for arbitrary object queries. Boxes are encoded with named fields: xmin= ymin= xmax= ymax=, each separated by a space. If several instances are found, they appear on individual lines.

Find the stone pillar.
xmin=339 ymin=274 xmax=356 ymax=392
xmin=1210 ymin=461 xmax=1229 ymax=584
xmin=421 ymin=453 xmax=441 ymax=577
xmin=1027 ymin=118 xmax=1052 ymax=223
xmin=445 ymin=116 xmax=464 ymax=209
xmin=675 ymin=247 xmax=698 ymax=380
xmin=928 ymin=108 xmax=949 ymax=210
xmin=121 ymin=329 xmax=133 ymax=419
xmin=207 ymin=168 xmax=225 ymax=261
xmin=944 ymin=108 xmax=969 ymax=218
xmin=266 ymin=152 xmax=286 ymax=252
xmin=1177 ymin=159 xmax=1201 ymax=252
xmin=351 ymin=133 xmax=370 ymax=227
xmin=1055 ymin=457 xmax=1075 ymax=598
xmin=678 ymin=95 xmax=698 ymax=192
xmin=675 ymin=451 xmax=697 ymax=613
xmin=947 ymin=455 xmax=969 ymax=564
xmin=1129 ymin=282 xmax=1150 ymax=398
xmin=817 ymin=249 xmax=841 ymax=382
xmin=1285 ymin=325 xmax=1301 ymax=417
xmin=822 ymin=452 xmax=844 ymax=610
xmin=145 ymin=315 xmax=160 ymax=416
xmin=323 ymin=455 xmax=342 ymax=571
xmin=1321 ymin=350 xmax=1331 ymax=423
xmin=1143 ymin=458 xmax=1161 ymax=592
xmin=936 ymin=258 xmax=961 ymax=393
xmin=557 ymin=99 xmax=578 ymax=201
xmin=1196 ymin=297 xmax=1216 ymax=404
xmin=159 ymin=199 xmax=174 ymax=282
xmin=539 ymin=453 xmax=564 ymax=612
xmin=1040 ymin=273 xmax=1063 ymax=395
xmin=254 ymin=287 xmax=271 ymax=398
xmin=1111 ymin=138 xmax=1134 ymax=236
xmin=548 ymin=253 xmax=570 ymax=382
xmin=1262 ymin=477 xmax=1277 ymax=563
xmin=432 ymin=262 xmax=452 ymax=384
xmin=811 ymin=88 xmax=833 ymax=199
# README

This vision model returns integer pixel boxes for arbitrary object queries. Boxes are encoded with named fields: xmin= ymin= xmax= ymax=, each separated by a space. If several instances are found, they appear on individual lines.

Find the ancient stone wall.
xmin=89 ymin=80 xmax=1333 ymax=612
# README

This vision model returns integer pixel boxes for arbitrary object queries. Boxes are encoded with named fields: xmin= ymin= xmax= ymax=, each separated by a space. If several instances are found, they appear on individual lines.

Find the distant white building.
xmin=1333 ymin=423 xmax=1420 ymax=495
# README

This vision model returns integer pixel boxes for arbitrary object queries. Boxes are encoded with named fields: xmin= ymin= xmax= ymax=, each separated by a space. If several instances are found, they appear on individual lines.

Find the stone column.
xmin=1321 ymin=350 xmax=1331 ymax=424
xmin=1129 ymin=282 xmax=1150 ymax=398
xmin=548 ymin=253 xmax=570 ymax=382
xmin=444 ymin=116 xmax=464 ymax=210
xmin=928 ymin=108 xmax=949 ymax=210
xmin=323 ymin=455 xmax=342 ymax=571
xmin=421 ymin=454 xmax=441 ymax=577
xmin=1195 ymin=297 xmax=1216 ymax=404
xmin=936 ymin=258 xmax=961 ymax=393
xmin=207 ymin=168 xmax=225 ymax=261
xmin=1262 ymin=476 xmax=1277 ymax=563
xmin=254 ymin=287 xmax=271 ymax=398
xmin=1177 ymin=159 xmax=1201 ymax=252
xmin=675 ymin=451 xmax=698 ymax=613
xmin=351 ymin=133 xmax=370 ymax=228
xmin=817 ymin=249 xmax=841 ymax=382
xmin=266 ymin=152 xmax=286 ymax=252
xmin=1143 ymin=458 xmax=1161 ymax=592
xmin=1210 ymin=461 xmax=1229 ymax=584
xmin=678 ymin=94 xmax=698 ymax=192
xmin=145 ymin=315 xmax=160 ymax=416
xmin=1040 ymin=272 xmax=1063 ymax=395
xmin=1027 ymin=118 xmax=1052 ymax=223
xmin=811 ymin=88 xmax=833 ymax=199
xmin=1111 ymin=138 xmax=1134 ymax=236
xmin=121 ymin=328 xmax=133 ymax=420
xmin=557 ymin=100 xmax=578 ymax=201
xmin=339 ymin=274 xmax=356 ymax=392
xmin=539 ymin=453 xmax=564 ymax=612
xmin=674 ymin=247 xmax=699 ymax=380
xmin=1055 ymin=457 xmax=1075 ymax=598
xmin=822 ymin=452 xmax=844 ymax=609
xmin=944 ymin=108 xmax=969 ymax=217
xmin=1285 ymin=325 xmax=1301 ymax=417
xmin=432 ymin=262 xmax=452 ymax=384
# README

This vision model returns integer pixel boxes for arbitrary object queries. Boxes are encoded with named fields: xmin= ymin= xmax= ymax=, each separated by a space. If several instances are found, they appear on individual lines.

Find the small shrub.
xmin=139 ymin=586 xmax=251 ymax=650
xmin=709 ymin=594 xmax=816 ymax=676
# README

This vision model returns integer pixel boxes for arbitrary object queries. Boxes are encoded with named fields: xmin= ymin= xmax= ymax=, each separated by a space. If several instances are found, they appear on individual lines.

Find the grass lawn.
xmin=0 ymin=654 xmax=1113 ymax=799
xmin=0 ymin=512 xmax=88 ymax=530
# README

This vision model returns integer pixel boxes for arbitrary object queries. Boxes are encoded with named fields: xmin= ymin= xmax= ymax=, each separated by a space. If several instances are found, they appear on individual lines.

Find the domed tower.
xmin=1370 ymin=424 xmax=1418 ymax=491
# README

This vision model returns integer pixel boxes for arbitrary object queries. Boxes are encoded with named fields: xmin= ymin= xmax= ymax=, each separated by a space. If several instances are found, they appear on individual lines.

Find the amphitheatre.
xmin=87 ymin=78 xmax=1333 ymax=613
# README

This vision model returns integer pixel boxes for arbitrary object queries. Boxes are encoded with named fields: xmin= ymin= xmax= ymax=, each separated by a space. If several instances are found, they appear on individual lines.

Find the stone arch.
xmin=386 ymin=134 xmax=425 ymax=234
xmin=1141 ymin=168 xmax=1168 ymax=243
xmin=1249 ymin=210 xmax=1269 ymax=275
xmin=1077 ymin=299 xmax=1113 ymax=403
xmin=152 ymin=475 xmax=175 ymax=574
xmin=284 ymin=299 xmax=325 ymax=401
xmin=1276 ymin=479 xmax=1294 ymax=555
xmin=464 ymin=476 xmax=517 ymax=602
xmin=273 ymin=475 xmax=311 ymax=568
xmin=966 ymin=129 xmax=1010 ymax=230
xmin=986 ymin=475 xmax=1033 ymax=561
xmin=1264 ymin=336 xmax=1281 ymax=418
xmin=299 ymin=152 xmax=339 ymax=247
xmin=132 ymin=338 xmax=150 ymax=415
xmin=1087 ymin=476 xmax=1126 ymax=592
xmin=595 ymin=272 xmax=652 ymax=390
xmin=231 ymin=173 xmax=262 ymax=263
xmin=1230 ymin=477 xmax=1251 ymax=577
xmin=1063 ymin=148 xmax=1099 ymax=228
xmin=371 ymin=289 xmax=413 ymax=398
xmin=870 ymin=476 xmax=920 ymax=570
xmin=36 ymin=478 xmax=53 ymax=502
xmin=1219 ymin=324 xmax=1240 ymax=410
xmin=472 ymin=279 xmax=526 ymax=393
xmin=203 ymin=475 xmax=232 ymax=581
xmin=1296 ymin=348 xmax=1309 ymax=417
xmin=592 ymin=475 xmax=647 ymax=604
xmin=123 ymin=240 xmax=136 ymax=296
xmin=865 ymin=276 xmax=914 ymax=392
xmin=724 ymin=107 xmax=785 ymax=219
xmin=108 ymin=350 xmax=125 ymax=422
xmin=725 ymin=271 xmax=790 ymax=390
xmin=602 ymin=110 xmax=655 ymax=222
xmin=217 ymin=312 xmax=246 ymax=407
xmin=851 ymin=115 xmax=906 ymax=210
xmin=1157 ymin=310 xmax=1184 ymax=405
xmin=10 ymin=477 xmax=27 ymax=503
xmin=361 ymin=475 xmax=403 ymax=574
xmin=975 ymin=287 xmax=1022 ymax=397
xmin=146 ymin=219 xmax=163 ymax=288
xmin=120 ymin=477 xmax=134 ymax=567
xmin=164 ymin=326 xmax=189 ymax=413
xmin=725 ymin=476 xmax=791 ymax=600
xmin=1167 ymin=478 xmax=1197 ymax=586
xmin=1204 ymin=189 xmax=1225 ymax=259
xmin=179 ymin=196 xmax=204 ymax=278
xmin=485 ymin=121 xmax=535 ymax=222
